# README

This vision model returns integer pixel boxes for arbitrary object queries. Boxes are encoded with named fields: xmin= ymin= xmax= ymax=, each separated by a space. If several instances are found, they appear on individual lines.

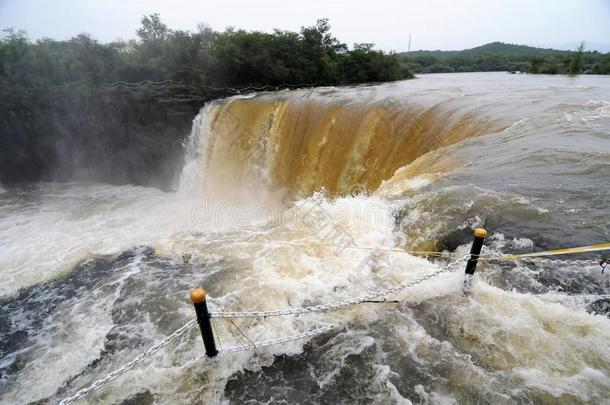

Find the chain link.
xmin=222 ymin=326 xmax=335 ymax=353
xmin=59 ymin=323 xmax=331 ymax=404
xmin=210 ymin=256 xmax=467 ymax=319
xmin=512 ymin=257 xmax=601 ymax=267
xmin=480 ymin=255 xmax=601 ymax=267
xmin=59 ymin=319 xmax=197 ymax=405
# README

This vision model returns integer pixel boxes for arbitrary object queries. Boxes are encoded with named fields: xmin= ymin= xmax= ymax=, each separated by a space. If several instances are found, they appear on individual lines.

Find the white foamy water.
xmin=0 ymin=183 xmax=200 ymax=297
xmin=1 ymin=73 xmax=609 ymax=404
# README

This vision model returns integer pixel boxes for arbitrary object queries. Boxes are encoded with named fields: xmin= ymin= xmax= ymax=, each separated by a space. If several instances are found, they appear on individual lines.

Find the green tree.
xmin=569 ymin=41 xmax=585 ymax=75
xmin=1 ymin=16 xmax=413 ymax=97
xmin=136 ymin=13 xmax=169 ymax=42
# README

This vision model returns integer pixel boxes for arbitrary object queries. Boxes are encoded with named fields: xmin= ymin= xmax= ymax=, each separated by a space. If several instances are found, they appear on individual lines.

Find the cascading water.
xmin=180 ymin=85 xmax=503 ymax=200
xmin=1 ymin=73 xmax=609 ymax=404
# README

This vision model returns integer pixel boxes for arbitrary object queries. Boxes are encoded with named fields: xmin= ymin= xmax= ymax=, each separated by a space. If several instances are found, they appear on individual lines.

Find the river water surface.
xmin=1 ymin=73 xmax=609 ymax=404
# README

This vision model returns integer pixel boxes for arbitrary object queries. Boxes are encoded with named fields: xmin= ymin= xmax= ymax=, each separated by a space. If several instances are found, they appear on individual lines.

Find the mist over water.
xmin=1 ymin=73 xmax=609 ymax=404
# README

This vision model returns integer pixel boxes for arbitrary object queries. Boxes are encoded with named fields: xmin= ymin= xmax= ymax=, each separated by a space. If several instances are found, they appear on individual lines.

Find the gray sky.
xmin=1 ymin=0 xmax=609 ymax=52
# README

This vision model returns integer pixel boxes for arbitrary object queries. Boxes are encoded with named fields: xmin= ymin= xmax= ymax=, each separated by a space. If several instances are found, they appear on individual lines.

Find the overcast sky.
xmin=2 ymin=0 xmax=609 ymax=52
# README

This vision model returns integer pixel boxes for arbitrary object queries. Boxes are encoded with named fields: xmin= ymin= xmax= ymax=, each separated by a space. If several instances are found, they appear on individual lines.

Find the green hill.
xmin=405 ymin=42 xmax=562 ymax=57
xmin=399 ymin=42 xmax=609 ymax=74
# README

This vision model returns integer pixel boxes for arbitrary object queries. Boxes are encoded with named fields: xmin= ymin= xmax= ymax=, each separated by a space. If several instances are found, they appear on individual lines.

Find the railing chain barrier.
xmin=512 ymin=257 xmax=601 ymax=267
xmin=209 ymin=255 xmax=467 ymax=319
xmin=480 ymin=255 xmax=603 ymax=267
xmin=222 ymin=326 xmax=334 ymax=353
xmin=59 ymin=324 xmax=332 ymax=405
xmin=59 ymin=319 xmax=197 ymax=405
xmin=59 ymin=257 xmax=463 ymax=404
xmin=57 ymin=232 xmax=610 ymax=404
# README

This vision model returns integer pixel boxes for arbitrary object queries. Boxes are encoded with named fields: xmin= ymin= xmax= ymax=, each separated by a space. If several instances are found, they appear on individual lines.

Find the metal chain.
xmin=512 ymin=257 xmax=601 ymax=267
xmin=480 ymin=255 xmax=601 ymax=267
xmin=222 ymin=326 xmax=335 ymax=353
xmin=59 ymin=320 xmax=197 ymax=405
xmin=210 ymin=256 xmax=467 ymax=319
xmin=59 ymin=323 xmax=331 ymax=404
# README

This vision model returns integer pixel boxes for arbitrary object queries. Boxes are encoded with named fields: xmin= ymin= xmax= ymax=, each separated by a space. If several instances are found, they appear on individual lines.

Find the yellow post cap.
xmin=190 ymin=287 xmax=206 ymax=303
xmin=474 ymin=228 xmax=488 ymax=238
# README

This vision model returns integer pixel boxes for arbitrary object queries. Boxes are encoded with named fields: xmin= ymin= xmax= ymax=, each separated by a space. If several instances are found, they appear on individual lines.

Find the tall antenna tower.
xmin=408 ymin=33 xmax=412 ymax=52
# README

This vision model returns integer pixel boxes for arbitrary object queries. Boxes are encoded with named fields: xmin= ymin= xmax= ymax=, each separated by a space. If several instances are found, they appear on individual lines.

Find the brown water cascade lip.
xmin=198 ymin=93 xmax=505 ymax=199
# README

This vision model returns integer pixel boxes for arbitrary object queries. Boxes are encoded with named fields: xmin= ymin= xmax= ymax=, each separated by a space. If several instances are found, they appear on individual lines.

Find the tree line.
xmin=400 ymin=42 xmax=610 ymax=75
xmin=0 ymin=15 xmax=412 ymax=96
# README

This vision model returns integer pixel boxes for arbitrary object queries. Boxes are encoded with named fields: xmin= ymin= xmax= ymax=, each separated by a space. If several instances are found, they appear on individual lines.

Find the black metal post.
xmin=463 ymin=228 xmax=487 ymax=294
xmin=191 ymin=287 xmax=218 ymax=357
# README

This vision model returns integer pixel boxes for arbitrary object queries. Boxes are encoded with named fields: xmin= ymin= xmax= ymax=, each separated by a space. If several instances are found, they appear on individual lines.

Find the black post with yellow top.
xmin=190 ymin=287 xmax=218 ymax=357
xmin=463 ymin=228 xmax=487 ymax=294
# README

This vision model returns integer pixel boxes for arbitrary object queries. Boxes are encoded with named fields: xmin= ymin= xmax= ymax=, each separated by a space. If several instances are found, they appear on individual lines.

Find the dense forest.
xmin=400 ymin=42 xmax=610 ymax=74
xmin=0 ymin=15 xmax=411 ymax=97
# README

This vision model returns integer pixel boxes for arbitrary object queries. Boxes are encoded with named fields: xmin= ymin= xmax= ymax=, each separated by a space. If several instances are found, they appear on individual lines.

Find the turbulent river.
xmin=1 ymin=72 xmax=610 ymax=404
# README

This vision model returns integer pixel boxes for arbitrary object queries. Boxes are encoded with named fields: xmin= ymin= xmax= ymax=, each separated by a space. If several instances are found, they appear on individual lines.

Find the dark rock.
xmin=0 ymin=85 xmax=205 ymax=191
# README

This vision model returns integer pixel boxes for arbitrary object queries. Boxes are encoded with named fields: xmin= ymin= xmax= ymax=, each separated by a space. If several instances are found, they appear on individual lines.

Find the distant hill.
xmin=462 ymin=42 xmax=560 ymax=55
xmin=405 ymin=42 xmax=568 ymax=57
xmin=399 ymin=42 xmax=609 ymax=74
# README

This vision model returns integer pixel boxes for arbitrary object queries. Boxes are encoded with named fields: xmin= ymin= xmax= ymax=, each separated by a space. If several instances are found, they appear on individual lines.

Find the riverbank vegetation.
xmin=400 ymin=42 xmax=610 ymax=75
xmin=0 ymin=15 xmax=410 ymax=97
